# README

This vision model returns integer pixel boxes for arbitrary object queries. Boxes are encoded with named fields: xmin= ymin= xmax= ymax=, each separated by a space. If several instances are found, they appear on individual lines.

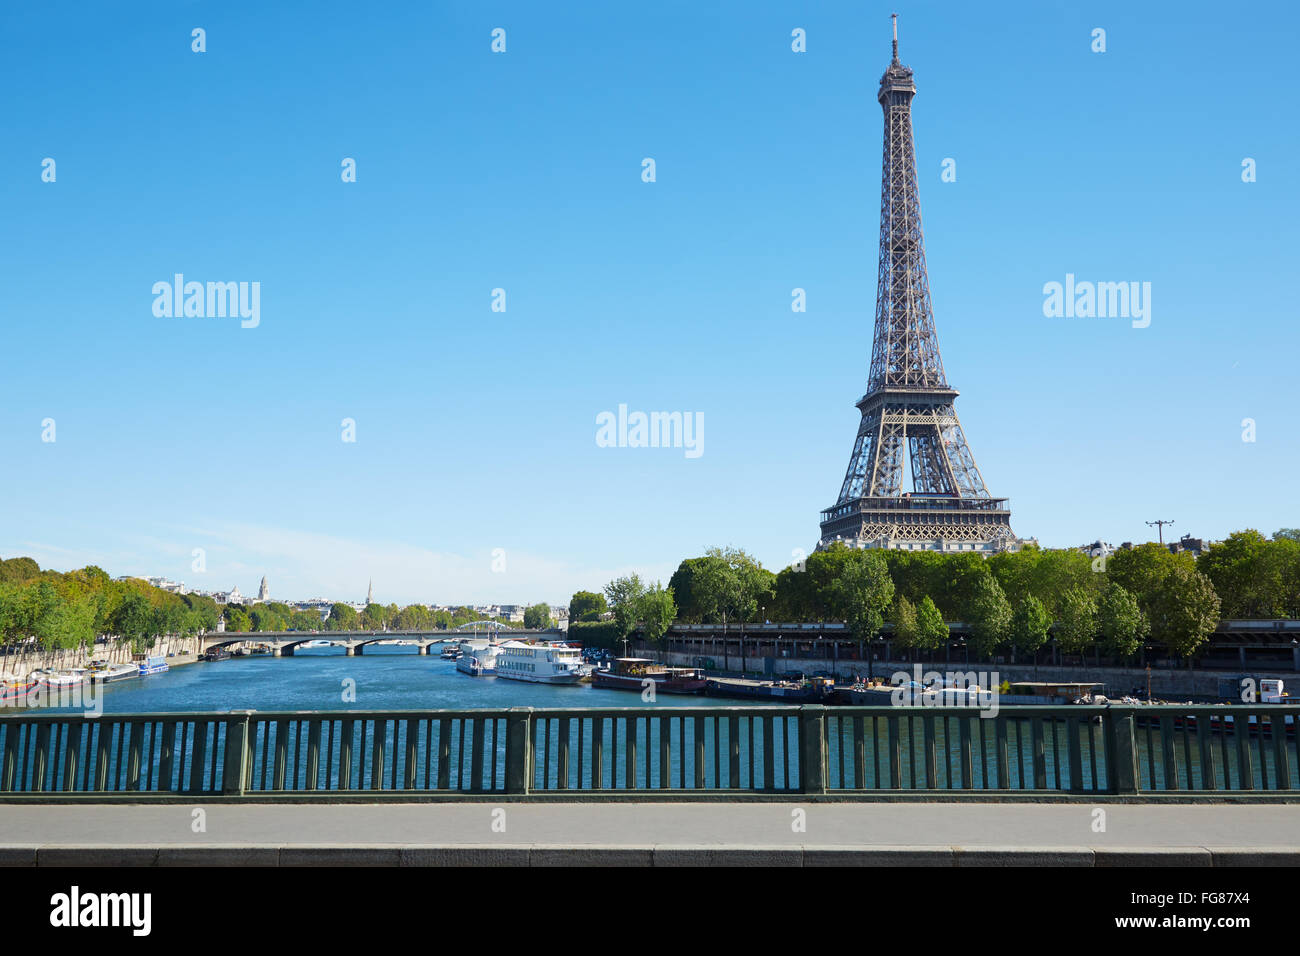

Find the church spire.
xmin=366 ymin=578 xmax=373 ymax=605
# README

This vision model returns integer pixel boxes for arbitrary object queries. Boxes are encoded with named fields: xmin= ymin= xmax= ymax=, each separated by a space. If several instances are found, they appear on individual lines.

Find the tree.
xmin=690 ymin=547 xmax=775 ymax=625
xmin=1198 ymin=530 xmax=1287 ymax=619
xmin=891 ymin=596 xmax=919 ymax=650
xmin=0 ymin=557 xmax=40 ymax=585
xmin=1097 ymin=582 xmax=1145 ymax=660
xmin=223 ymin=604 xmax=252 ymax=634
xmin=1150 ymin=565 xmax=1221 ymax=659
xmin=523 ymin=603 xmax=551 ymax=629
xmin=829 ymin=549 xmax=894 ymax=641
xmin=324 ymin=603 xmax=359 ymax=631
xmin=635 ymin=584 xmax=677 ymax=645
xmin=965 ymin=574 xmax=1011 ymax=658
xmin=1275 ymin=529 xmax=1300 ymax=543
xmin=1056 ymin=587 xmax=1098 ymax=661
xmin=111 ymin=593 xmax=153 ymax=647
xmin=915 ymin=596 xmax=949 ymax=653
xmin=360 ymin=602 xmax=388 ymax=630
xmin=1010 ymin=595 xmax=1051 ymax=660
xmin=1107 ymin=543 xmax=1193 ymax=618
xmin=568 ymin=591 xmax=607 ymax=623
xmin=604 ymin=575 xmax=647 ymax=642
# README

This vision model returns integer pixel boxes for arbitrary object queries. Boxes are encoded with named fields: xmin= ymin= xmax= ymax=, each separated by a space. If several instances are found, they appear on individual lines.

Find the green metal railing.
xmin=0 ymin=705 xmax=1295 ymax=799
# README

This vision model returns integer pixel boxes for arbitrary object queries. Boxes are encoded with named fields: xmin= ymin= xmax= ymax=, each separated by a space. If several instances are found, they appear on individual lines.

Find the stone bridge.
xmin=197 ymin=628 xmax=559 ymax=657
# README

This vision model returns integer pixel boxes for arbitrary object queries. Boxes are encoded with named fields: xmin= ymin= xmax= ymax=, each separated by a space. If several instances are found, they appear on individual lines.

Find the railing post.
xmin=1109 ymin=707 xmax=1139 ymax=795
xmin=222 ymin=711 xmax=253 ymax=796
xmin=505 ymin=707 xmax=533 ymax=795
xmin=799 ymin=705 xmax=827 ymax=795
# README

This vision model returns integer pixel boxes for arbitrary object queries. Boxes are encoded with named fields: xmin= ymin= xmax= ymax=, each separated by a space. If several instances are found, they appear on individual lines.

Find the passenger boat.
xmin=0 ymin=674 xmax=38 ymax=704
xmin=494 ymin=641 xmax=585 ymax=684
xmin=201 ymin=646 xmax=233 ymax=662
xmin=440 ymin=644 xmax=462 ymax=660
xmin=592 ymin=658 xmax=707 ymax=694
xmin=456 ymin=644 xmax=502 ymax=677
xmin=86 ymin=660 xmax=139 ymax=683
xmin=137 ymin=655 xmax=169 ymax=676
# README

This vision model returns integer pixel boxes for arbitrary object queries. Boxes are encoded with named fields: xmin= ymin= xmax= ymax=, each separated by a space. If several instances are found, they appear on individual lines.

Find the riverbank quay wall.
xmin=0 ymin=635 xmax=201 ymax=677
xmin=651 ymin=648 xmax=1293 ymax=700
xmin=653 ymin=621 xmax=1300 ymax=699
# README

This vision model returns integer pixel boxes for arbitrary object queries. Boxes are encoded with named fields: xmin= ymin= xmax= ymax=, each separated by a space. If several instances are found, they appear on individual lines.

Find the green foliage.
xmin=891 ymin=595 xmax=919 ymax=649
xmin=604 ymin=574 xmax=646 ymax=639
xmin=523 ymin=603 xmax=551 ymax=629
xmin=1150 ymin=565 xmax=1221 ymax=659
xmin=965 ymin=574 xmax=1011 ymax=658
xmin=687 ymin=547 xmax=775 ymax=625
xmin=1198 ymin=530 xmax=1297 ymax=619
xmin=324 ymin=602 xmax=359 ymax=631
xmin=1010 ymin=594 xmax=1051 ymax=657
xmin=568 ymin=590 xmax=607 ymax=623
xmin=828 ymin=549 xmax=894 ymax=640
xmin=1056 ymin=587 xmax=1098 ymax=657
xmin=636 ymin=584 xmax=677 ymax=644
xmin=601 ymin=576 xmax=678 ymax=644
xmin=1097 ymin=582 xmax=1145 ymax=660
xmin=567 ymin=620 xmax=622 ymax=652
xmin=915 ymin=596 xmax=949 ymax=652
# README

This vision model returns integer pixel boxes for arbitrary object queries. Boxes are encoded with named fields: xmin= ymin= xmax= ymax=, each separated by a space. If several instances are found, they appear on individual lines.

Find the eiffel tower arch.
xmin=819 ymin=16 xmax=1032 ymax=556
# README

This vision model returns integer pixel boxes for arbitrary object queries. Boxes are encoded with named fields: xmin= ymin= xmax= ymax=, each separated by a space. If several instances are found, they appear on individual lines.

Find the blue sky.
xmin=2 ymin=0 xmax=1297 ymax=606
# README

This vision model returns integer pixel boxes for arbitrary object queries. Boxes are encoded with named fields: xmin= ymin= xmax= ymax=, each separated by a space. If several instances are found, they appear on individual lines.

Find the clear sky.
xmin=2 ymin=0 xmax=1297 ymax=606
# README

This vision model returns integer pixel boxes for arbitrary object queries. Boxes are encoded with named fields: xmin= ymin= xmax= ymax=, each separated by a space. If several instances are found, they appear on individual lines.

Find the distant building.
xmin=366 ymin=579 xmax=374 ymax=606
xmin=1078 ymin=541 xmax=1114 ymax=559
xmin=146 ymin=576 xmax=187 ymax=594
xmin=1169 ymin=535 xmax=1207 ymax=556
xmin=215 ymin=585 xmax=246 ymax=606
xmin=258 ymin=576 xmax=269 ymax=602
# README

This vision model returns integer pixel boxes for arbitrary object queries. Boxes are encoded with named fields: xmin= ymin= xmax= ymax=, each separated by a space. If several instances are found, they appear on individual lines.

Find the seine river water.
xmin=53 ymin=645 xmax=710 ymax=714
xmin=31 ymin=646 xmax=1223 ymax=792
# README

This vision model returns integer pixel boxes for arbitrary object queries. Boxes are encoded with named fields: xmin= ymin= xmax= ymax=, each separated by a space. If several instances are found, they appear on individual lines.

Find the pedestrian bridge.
xmin=197 ymin=628 xmax=558 ymax=657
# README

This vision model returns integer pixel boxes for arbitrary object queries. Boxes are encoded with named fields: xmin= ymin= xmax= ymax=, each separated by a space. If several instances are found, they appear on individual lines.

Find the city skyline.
xmin=4 ymin=1 xmax=1297 ymax=605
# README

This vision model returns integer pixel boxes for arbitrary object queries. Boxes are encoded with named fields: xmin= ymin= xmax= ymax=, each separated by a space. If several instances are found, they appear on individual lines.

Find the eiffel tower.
xmin=819 ymin=16 xmax=1022 ymax=554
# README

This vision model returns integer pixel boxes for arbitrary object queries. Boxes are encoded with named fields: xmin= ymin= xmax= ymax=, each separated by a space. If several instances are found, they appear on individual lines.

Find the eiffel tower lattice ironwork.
xmin=819 ymin=16 xmax=1018 ymax=553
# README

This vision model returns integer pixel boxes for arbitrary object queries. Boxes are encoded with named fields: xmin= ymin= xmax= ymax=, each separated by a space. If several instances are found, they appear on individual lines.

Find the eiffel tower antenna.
xmin=819 ymin=17 xmax=1025 ymax=555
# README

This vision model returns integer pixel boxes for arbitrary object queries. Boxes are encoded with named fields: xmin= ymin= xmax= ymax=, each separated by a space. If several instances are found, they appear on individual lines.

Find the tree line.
xmin=567 ymin=530 xmax=1298 ymax=663
xmin=0 ymin=558 xmax=222 ymax=659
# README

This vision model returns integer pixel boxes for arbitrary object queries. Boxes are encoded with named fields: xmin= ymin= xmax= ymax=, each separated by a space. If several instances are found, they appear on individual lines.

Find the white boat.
xmin=86 ymin=661 xmax=138 ymax=683
xmin=138 ymin=655 xmax=169 ymax=675
xmin=456 ymin=643 xmax=502 ymax=677
xmin=494 ymin=641 xmax=585 ymax=684
xmin=35 ymin=668 xmax=86 ymax=688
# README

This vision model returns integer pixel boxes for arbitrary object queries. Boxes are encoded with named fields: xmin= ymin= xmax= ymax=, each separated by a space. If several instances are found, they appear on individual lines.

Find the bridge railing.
xmin=0 ymin=705 xmax=1295 ymax=800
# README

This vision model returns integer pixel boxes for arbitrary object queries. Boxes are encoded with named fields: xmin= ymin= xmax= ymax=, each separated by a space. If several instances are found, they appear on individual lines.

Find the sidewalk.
xmin=1 ymin=802 xmax=1296 ymax=865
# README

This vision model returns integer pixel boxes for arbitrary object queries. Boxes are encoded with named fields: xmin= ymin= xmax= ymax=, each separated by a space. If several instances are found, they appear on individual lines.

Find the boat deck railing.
xmin=0 ymin=705 xmax=1295 ymax=801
